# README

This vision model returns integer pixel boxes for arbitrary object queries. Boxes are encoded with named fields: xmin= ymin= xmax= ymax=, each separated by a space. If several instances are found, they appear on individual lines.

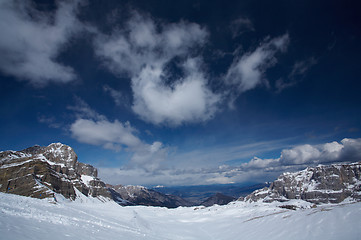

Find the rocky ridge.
xmin=0 ymin=143 xmax=112 ymax=201
xmin=244 ymin=162 xmax=361 ymax=204
xmin=0 ymin=143 xmax=192 ymax=208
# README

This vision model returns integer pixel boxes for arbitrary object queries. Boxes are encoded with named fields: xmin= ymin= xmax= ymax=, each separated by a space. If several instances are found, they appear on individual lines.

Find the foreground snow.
xmin=0 ymin=193 xmax=360 ymax=240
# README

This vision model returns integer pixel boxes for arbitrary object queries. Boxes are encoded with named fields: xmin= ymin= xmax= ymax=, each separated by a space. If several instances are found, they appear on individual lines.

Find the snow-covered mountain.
xmin=0 ymin=143 xmax=191 ymax=207
xmin=1 ymin=144 xmax=361 ymax=239
xmin=2 ymin=143 xmax=361 ymax=209
xmin=0 ymin=143 xmax=112 ymax=201
xmin=244 ymin=162 xmax=361 ymax=204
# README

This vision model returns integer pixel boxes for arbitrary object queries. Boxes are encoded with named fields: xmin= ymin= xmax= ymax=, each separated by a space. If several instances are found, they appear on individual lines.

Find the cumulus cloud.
xmin=93 ymin=11 xmax=293 ymax=125
xmin=225 ymin=34 xmax=289 ymax=93
xmin=241 ymin=138 xmax=361 ymax=170
xmin=131 ymin=58 xmax=220 ymax=125
xmin=68 ymin=98 xmax=168 ymax=171
xmin=94 ymin=11 xmax=220 ymax=126
xmin=0 ymin=0 xmax=82 ymax=85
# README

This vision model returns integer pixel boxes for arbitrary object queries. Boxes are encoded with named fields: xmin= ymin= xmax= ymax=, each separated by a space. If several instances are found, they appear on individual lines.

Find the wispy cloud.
xmin=0 ymin=0 xmax=83 ymax=85
xmin=67 ymin=97 xmax=105 ymax=121
xmin=230 ymin=17 xmax=254 ymax=38
xmin=168 ymin=138 xmax=295 ymax=169
xmin=37 ymin=115 xmax=62 ymax=129
xmin=225 ymin=34 xmax=290 ymax=94
xmin=276 ymin=57 xmax=317 ymax=92
xmin=103 ymin=85 xmax=124 ymax=106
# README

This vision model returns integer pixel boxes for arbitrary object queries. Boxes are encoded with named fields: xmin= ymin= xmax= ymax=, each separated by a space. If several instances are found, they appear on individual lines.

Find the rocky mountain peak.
xmin=0 ymin=143 xmax=191 ymax=208
xmin=0 ymin=143 xmax=108 ymax=200
xmin=42 ymin=143 xmax=78 ymax=167
xmin=244 ymin=162 xmax=361 ymax=204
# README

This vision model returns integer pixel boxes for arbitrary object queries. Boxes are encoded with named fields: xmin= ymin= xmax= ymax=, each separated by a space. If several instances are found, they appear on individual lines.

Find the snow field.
xmin=0 ymin=192 xmax=360 ymax=240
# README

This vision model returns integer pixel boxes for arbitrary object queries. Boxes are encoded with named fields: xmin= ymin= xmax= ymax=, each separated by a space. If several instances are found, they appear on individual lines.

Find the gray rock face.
xmin=244 ymin=162 xmax=361 ymax=204
xmin=0 ymin=143 xmax=111 ymax=200
xmin=108 ymin=184 xmax=193 ymax=208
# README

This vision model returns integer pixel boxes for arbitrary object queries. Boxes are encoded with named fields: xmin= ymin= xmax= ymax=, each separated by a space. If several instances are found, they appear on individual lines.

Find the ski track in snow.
xmin=0 ymin=192 xmax=360 ymax=240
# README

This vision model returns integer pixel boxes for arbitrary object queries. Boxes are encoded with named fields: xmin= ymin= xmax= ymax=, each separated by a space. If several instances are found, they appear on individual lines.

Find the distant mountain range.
xmin=1 ymin=143 xmax=360 ymax=208
xmin=106 ymin=184 xmax=194 ymax=208
xmin=151 ymin=182 xmax=268 ymax=204
xmin=0 ymin=143 xmax=237 ymax=207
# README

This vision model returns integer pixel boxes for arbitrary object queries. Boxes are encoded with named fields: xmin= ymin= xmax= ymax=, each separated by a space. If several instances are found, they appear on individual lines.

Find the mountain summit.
xmin=0 ymin=143 xmax=111 ymax=201
xmin=244 ymin=162 xmax=361 ymax=204
xmin=0 ymin=143 xmax=191 ymax=207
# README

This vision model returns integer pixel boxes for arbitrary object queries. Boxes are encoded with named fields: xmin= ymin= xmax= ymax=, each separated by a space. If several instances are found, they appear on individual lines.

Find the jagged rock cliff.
xmin=0 ymin=143 xmax=111 ymax=200
xmin=0 ymin=143 xmax=192 ymax=208
xmin=244 ymin=162 xmax=361 ymax=204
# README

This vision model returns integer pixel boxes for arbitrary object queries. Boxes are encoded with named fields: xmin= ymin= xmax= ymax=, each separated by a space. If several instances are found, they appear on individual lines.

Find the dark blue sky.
xmin=1 ymin=0 xmax=361 ymax=186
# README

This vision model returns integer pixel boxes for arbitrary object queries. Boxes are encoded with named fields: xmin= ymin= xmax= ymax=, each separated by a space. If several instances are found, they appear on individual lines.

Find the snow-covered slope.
xmin=1 ymin=192 xmax=360 ymax=240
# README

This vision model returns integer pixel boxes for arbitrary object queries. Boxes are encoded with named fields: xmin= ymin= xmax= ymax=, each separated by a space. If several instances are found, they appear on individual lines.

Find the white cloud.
xmin=339 ymin=138 xmax=361 ymax=160
xmin=131 ymin=59 xmax=220 ymax=125
xmin=278 ymin=140 xmax=352 ymax=165
xmin=94 ymin=12 xmax=293 ymax=125
xmin=70 ymin=119 xmax=141 ymax=151
xmin=225 ymin=34 xmax=290 ymax=93
xmin=0 ymin=0 xmax=82 ymax=85
xmin=94 ymin=12 xmax=208 ymax=77
xmin=68 ymin=98 xmax=168 ymax=171
xmin=94 ymin=11 xmax=219 ymax=126
xmin=280 ymin=144 xmax=321 ymax=165
xmin=240 ymin=138 xmax=361 ymax=169
xmin=241 ymin=157 xmax=280 ymax=169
